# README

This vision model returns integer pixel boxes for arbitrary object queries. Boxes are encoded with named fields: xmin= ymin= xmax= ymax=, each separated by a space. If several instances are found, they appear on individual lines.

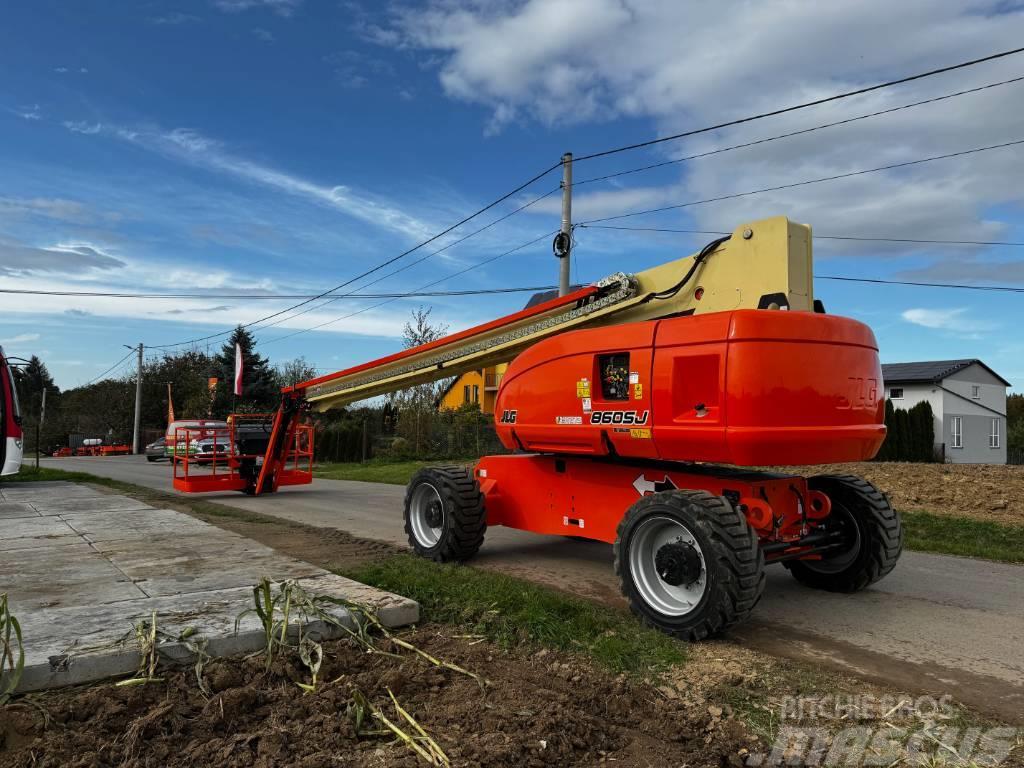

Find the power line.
xmin=579 ymin=223 xmax=1024 ymax=248
xmin=572 ymin=75 xmax=1024 ymax=187
xmin=242 ymin=186 xmax=561 ymax=336
xmin=818 ymin=275 xmax=1024 ymax=293
xmin=579 ymin=138 xmax=1024 ymax=225
xmin=144 ymin=161 xmax=563 ymax=350
xmin=84 ymin=349 xmax=136 ymax=386
xmin=573 ymin=46 xmax=1024 ymax=162
xmin=260 ymin=230 xmax=558 ymax=346
xmin=0 ymin=285 xmax=560 ymax=300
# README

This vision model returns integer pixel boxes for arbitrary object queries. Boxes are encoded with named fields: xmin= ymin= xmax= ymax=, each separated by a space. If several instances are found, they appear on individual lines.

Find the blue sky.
xmin=2 ymin=0 xmax=1023 ymax=393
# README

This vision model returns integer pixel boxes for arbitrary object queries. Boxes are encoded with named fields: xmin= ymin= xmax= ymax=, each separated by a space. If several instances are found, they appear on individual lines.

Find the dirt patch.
xmin=772 ymin=462 xmax=1024 ymax=527
xmin=1 ymin=627 xmax=756 ymax=768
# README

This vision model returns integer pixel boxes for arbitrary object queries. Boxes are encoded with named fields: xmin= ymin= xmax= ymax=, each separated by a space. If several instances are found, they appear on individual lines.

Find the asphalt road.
xmin=34 ymin=455 xmax=1024 ymax=722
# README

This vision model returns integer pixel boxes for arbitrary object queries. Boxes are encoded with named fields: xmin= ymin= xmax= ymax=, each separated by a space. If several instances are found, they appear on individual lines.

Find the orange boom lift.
xmin=173 ymin=216 xmax=901 ymax=639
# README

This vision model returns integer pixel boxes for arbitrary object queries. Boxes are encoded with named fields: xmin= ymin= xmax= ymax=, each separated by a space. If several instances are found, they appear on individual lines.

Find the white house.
xmin=882 ymin=359 xmax=1009 ymax=464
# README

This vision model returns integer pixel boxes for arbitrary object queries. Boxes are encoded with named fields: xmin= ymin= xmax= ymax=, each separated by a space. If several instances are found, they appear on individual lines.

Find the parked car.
xmin=165 ymin=419 xmax=228 ymax=459
xmin=194 ymin=435 xmax=238 ymax=465
xmin=145 ymin=436 xmax=167 ymax=462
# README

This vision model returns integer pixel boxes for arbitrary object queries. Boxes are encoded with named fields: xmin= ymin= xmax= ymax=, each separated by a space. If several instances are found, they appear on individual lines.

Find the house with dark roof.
xmin=882 ymin=359 xmax=1009 ymax=463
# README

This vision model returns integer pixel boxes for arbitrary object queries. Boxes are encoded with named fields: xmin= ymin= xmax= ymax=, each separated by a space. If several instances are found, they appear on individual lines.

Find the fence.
xmin=314 ymin=415 xmax=506 ymax=464
xmin=1008 ymin=448 xmax=1024 ymax=465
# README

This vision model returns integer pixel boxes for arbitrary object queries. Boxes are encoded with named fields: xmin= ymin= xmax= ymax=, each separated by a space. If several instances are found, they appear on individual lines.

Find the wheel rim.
xmin=800 ymin=503 xmax=861 ymax=574
xmin=628 ymin=515 xmax=707 ymax=617
xmin=409 ymin=483 xmax=444 ymax=548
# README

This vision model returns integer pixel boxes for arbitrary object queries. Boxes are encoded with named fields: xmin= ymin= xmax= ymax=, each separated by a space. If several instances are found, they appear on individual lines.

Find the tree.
xmin=11 ymin=356 xmax=63 ymax=453
xmin=211 ymin=326 xmax=279 ymax=415
xmin=274 ymin=356 xmax=318 ymax=389
xmin=141 ymin=350 xmax=215 ymax=426
xmin=389 ymin=306 xmax=453 ymax=457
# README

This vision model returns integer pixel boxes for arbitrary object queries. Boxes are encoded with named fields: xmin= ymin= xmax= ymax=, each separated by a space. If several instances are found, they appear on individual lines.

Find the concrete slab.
xmin=10 ymin=573 xmax=418 ymax=693
xmin=28 ymin=496 xmax=155 ymax=515
xmin=0 ymin=516 xmax=81 ymax=551
xmin=0 ymin=481 xmax=419 ymax=693
xmin=1 ymin=483 xmax=106 ymax=501
xmin=1 ymin=543 xmax=146 ymax=609
xmin=62 ymin=508 xmax=212 ymax=543
xmin=0 ymin=502 xmax=41 ymax=519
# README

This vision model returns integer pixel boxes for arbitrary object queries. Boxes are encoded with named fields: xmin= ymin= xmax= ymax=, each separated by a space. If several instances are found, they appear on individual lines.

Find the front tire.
xmin=614 ymin=490 xmax=765 ymax=641
xmin=785 ymin=475 xmax=902 ymax=592
xmin=404 ymin=467 xmax=486 ymax=562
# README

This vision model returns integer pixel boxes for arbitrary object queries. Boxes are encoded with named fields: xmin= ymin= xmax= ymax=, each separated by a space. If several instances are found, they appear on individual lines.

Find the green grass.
xmin=901 ymin=509 xmax=1024 ymax=564
xmin=313 ymin=459 xmax=473 ymax=485
xmin=341 ymin=554 xmax=686 ymax=676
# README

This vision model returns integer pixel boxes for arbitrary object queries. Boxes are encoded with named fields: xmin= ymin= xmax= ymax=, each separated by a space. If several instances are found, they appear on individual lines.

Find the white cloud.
xmin=11 ymin=104 xmax=40 ymax=120
xmin=0 ymin=196 xmax=93 ymax=223
xmin=113 ymin=126 xmax=437 ymax=240
xmin=151 ymin=12 xmax=201 ymax=25
xmin=0 ymin=333 xmax=41 ymax=345
xmin=251 ymin=27 xmax=275 ymax=42
xmin=63 ymin=120 xmax=102 ymax=135
xmin=0 ymin=239 xmax=125 ymax=275
xmin=381 ymin=0 xmax=1024 ymax=264
xmin=213 ymin=0 xmax=301 ymax=17
xmin=901 ymin=307 xmax=995 ymax=333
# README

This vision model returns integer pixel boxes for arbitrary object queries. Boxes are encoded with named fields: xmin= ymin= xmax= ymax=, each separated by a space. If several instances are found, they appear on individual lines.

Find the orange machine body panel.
xmin=475 ymin=454 xmax=830 ymax=551
xmin=493 ymin=309 xmax=885 ymax=467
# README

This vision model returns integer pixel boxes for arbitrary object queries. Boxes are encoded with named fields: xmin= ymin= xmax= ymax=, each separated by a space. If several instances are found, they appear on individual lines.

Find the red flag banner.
xmin=167 ymin=382 xmax=175 ymax=425
xmin=234 ymin=342 xmax=243 ymax=396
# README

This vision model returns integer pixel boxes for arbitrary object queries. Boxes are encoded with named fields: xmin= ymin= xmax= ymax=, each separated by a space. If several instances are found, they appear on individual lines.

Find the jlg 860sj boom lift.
xmin=174 ymin=216 xmax=901 ymax=640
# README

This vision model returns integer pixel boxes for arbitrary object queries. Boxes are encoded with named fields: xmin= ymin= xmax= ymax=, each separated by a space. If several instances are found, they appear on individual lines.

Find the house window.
xmin=951 ymin=416 xmax=963 ymax=449
xmin=990 ymin=418 xmax=1000 ymax=448
xmin=472 ymin=384 xmax=479 ymax=403
xmin=463 ymin=385 xmax=470 ymax=404
xmin=971 ymin=385 xmax=981 ymax=399
xmin=889 ymin=387 xmax=904 ymax=400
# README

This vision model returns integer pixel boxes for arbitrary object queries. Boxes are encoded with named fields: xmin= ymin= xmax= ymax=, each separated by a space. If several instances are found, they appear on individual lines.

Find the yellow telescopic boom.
xmin=290 ymin=216 xmax=813 ymax=410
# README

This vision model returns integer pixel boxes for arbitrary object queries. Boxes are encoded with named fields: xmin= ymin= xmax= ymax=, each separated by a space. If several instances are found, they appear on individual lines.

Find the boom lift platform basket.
xmin=172 ymin=412 xmax=313 ymax=494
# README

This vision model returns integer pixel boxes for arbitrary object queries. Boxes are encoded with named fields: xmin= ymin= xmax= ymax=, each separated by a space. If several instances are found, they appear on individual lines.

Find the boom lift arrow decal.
xmin=632 ymin=474 xmax=679 ymax=496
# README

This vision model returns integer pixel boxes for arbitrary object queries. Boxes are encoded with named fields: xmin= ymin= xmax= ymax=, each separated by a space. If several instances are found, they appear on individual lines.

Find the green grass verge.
xmin=901 ymin=509 xmax=1024 ymax=564
xmin=313 ymin=459 xmax=472 ymax=485
xmin=341 ymin=554 xmax=685 ymax=676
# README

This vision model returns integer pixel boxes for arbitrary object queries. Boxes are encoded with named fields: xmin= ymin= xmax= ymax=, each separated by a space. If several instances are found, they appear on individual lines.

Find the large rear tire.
xmin=785 ymin=475 xmax=902 ymax=592
xmin=614 ymin=489 xmax=765 ymax=641
xmin=404 ymin=466 xmax=486 ymax=562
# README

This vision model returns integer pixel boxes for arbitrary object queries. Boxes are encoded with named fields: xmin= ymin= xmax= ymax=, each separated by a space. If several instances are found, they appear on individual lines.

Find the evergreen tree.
xmin=874 ymin=398 xmax=896 ymax=461
xmin=211 ymin=326 xmax=279 ymax=416
xmin=11 ymin=356 xmax=62 ymax=452
xmin=908 ymin=401 xmax=935 ymax=461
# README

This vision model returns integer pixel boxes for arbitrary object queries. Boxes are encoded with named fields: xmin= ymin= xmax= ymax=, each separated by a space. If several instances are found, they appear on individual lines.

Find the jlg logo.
xmin=837 ymin=377 xmax=878 ymax=410
xmin=499 ymin=409 xmax=518 ymax=424
xmin=589 ymin=410 xmax=650 ymax=425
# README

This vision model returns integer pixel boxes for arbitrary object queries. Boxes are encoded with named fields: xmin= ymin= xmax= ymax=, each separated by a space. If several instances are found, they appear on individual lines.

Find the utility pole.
xmin=125 ymin=343 xmax=143 ymax=454
xmin=557 ymin=151 xmax=573 ymax=296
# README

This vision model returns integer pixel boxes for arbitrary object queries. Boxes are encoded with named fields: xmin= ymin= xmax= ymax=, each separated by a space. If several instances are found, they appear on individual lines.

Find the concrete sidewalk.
xmin=0 ymin=481 xmax=418 ymax=692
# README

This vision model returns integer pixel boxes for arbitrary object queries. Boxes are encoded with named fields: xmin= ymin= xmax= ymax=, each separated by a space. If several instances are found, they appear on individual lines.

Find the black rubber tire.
xmin=614 ymin=489 xmax=765 ymax=641
xmin=146 ymin=456 xmax=158 ymax=462
xmin=785 ymin=474 xmax=902 ymax=592
xmin=404 ymin=466 xmax=486 ymax=562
